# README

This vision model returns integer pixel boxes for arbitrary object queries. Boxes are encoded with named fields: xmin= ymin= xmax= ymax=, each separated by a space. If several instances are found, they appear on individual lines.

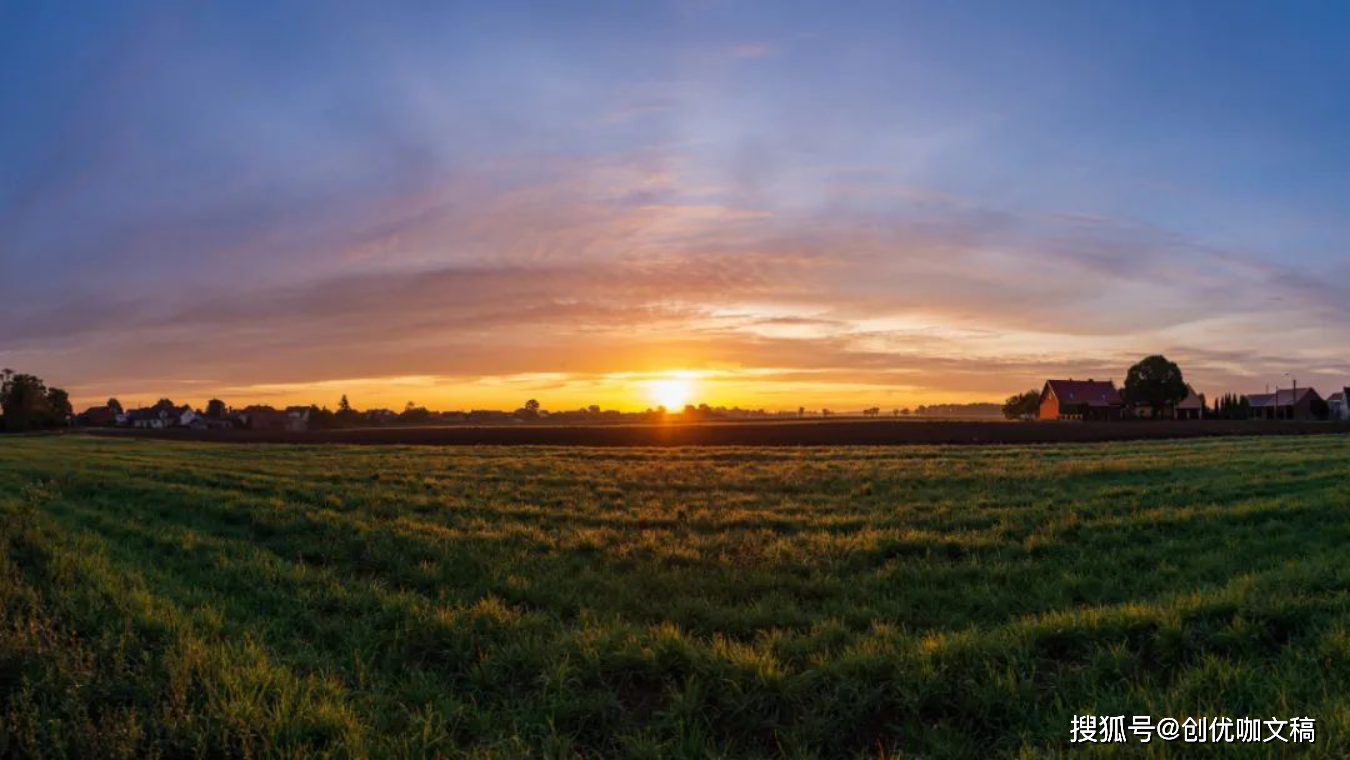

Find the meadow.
xmin=3 ymin=434 xmax=1350 ymax=758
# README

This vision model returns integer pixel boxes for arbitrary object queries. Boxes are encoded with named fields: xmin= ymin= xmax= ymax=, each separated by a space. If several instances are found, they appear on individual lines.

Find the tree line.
xmin=0 ymin=369 xmax=73 ymax=432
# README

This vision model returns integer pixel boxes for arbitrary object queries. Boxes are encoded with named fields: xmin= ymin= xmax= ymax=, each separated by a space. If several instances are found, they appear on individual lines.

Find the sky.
xmin=4 ymin=1 xmax=1350 ymax=412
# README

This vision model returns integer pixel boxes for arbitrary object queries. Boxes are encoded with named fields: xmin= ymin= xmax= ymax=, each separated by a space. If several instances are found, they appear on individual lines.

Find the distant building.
xmin=77 ymin=405 xmax=118 ymax=427
xmin=1132 ymin=385 xmax=1205 ymax=420
xmin=1175 ymin=388 xmax=1206 ymax=420
xmin=126 ymin=408 xmax=163 ymax=429
xmin=237 ymin=405 xmax=288 ymax=430
xmin=1329 ymin=388 xmax=1350 ymax=421
xmin=1038 ymin=379 xmax=1124 ymax=421
xmin=126 ymin=400 xmax=196 ymax=429
xmin=284 ymin=406 xmax=311 ymax=432
xmin=1247 ymin=387 xmax=1324 ymax=421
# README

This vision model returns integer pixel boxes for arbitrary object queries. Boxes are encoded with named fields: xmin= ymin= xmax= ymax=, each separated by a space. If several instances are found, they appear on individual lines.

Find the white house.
xmin=1329 ymin=388 xmax=1350 ymax=421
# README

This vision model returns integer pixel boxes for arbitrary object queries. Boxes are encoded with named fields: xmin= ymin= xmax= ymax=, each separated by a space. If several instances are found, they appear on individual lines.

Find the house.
xmin=1133 ymin=385 xmax=1206 ymax=420
xmin=1123 ymin=386 xmax=1209 ymax=421
xmin=236 ymin=405 xmax=289 ymax=430
xmin=1329 ymin=388 xmax=1350 ymax=421
xmin=284 ymin=406 xmax=311 ymax=432
xmin=188 ymin=415 xmax=235 ymax=431
xmin=1038 ymin=379 xmax=1124 ymax=421
xmin=126 ymin=408 xmax=164 ymax=429
xmin=77 ymin=405 xmax=118 ymax=427
xmin=1175 ymin=388 xmax=1206 ymax=420
xmin=1247 ymin=387 xmax=1324 ymax=421
xmin=126 ymin=400 xmax=194 ymax=429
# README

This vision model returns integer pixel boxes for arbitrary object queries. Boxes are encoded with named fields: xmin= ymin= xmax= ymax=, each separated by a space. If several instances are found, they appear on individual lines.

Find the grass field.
xmin=3 ymin=434 xmax=1350 ymax=758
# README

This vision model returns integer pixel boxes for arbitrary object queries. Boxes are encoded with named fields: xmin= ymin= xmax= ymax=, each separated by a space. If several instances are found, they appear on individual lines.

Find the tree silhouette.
xmin=0 ymin=369 xmax=70 ymax=431
xmin=206 ymin=399 xmax=227 ymax=418
xmin=1123 ymin=355 xmax=1188 ymax=416
xmin=1002 ymin=389 xmax=1042 ymax=420
xmin=46 ymin=388 xmax=71 ymax=422
xmin=400 ymin=402 xmax=431 ymax=423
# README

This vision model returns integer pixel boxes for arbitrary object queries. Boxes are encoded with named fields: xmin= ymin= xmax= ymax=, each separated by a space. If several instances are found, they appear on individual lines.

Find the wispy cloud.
xmin=6 ymin=150 xmax=1349 ymax=409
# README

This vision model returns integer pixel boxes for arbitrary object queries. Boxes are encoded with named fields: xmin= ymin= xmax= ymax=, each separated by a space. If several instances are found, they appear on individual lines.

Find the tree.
xmin=107 ymin=398 xmax=124 ymax=415
xmin=1002 ymin=389 xmax=1042 ymax=420
xmin=308 ymin=405 xmax=336 ymax=429
xmin=400 ymin=402 xmax=431 ymax=424
xmin=0 ymin=369 xmax=70 ymax=431
xmin=522 ymin=399 xmax=541 ymax=418
xmin=45 ymin=387 xmax=72 ymax=423
xmin=206 ymin=398 xmax=227 ymax=418
xmin=1123 ymin=355 xmax=1188 ymax=416
xmin=335 ymin=395 xmax=359 ymax=426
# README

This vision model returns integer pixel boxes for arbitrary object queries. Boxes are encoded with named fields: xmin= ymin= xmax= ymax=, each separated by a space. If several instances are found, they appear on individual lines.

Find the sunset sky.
xmin=5 ymin=2 xmax=1350 ymax=412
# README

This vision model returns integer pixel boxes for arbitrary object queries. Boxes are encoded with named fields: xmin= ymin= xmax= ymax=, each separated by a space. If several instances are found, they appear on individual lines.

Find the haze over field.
xmin=5 ymin=2 xmax=1350 ymax=410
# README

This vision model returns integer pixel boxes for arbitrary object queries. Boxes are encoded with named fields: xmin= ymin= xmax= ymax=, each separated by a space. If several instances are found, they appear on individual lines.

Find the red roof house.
xmin=1039 ymin=379 xmax=1124 ymax=421
xmin=77 ymin=405 xmax=117 ymax=427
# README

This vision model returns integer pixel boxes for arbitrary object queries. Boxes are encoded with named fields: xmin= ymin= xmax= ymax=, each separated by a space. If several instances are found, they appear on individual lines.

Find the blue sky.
xmin=4 ymin=1 xmax=1350 ymax=409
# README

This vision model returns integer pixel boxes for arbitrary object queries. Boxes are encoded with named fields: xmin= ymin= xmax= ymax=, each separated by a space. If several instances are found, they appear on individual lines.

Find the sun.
xmin=647 ymin=378 xmax=694 ymax=410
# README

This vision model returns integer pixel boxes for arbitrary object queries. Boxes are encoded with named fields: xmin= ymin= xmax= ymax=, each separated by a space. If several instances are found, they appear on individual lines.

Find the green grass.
xmin=3 ymin=434 xmax=1350 ymax=758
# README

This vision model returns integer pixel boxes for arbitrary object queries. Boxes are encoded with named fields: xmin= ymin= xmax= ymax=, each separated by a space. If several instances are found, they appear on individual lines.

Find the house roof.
xmin=1248 ymin=387 xmax=1318 ymax=407
xmin=1176 ymin=387 xmax=1205 ymax=409
xmin=80 ymin=406 xmax=116 ymax=422
xmin=1044 ymin=379 xmax=1122 ymax=407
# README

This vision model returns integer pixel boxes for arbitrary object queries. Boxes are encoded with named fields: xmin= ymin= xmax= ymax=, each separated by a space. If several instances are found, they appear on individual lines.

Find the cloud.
xmin=6 ymin=149 xmax=1350 ymax=409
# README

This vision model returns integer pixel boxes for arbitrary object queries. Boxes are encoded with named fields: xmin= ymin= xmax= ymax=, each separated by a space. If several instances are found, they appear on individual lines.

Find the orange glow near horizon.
xmin=69 ymin=367 xmax=1013 ymax=415
xmin=646 ymin=376 xmax=696 ymax=410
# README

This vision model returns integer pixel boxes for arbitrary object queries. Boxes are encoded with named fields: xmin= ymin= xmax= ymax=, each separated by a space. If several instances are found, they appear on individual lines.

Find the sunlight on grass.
xmin=3 ymin=434 xmax=1350 ymax=757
